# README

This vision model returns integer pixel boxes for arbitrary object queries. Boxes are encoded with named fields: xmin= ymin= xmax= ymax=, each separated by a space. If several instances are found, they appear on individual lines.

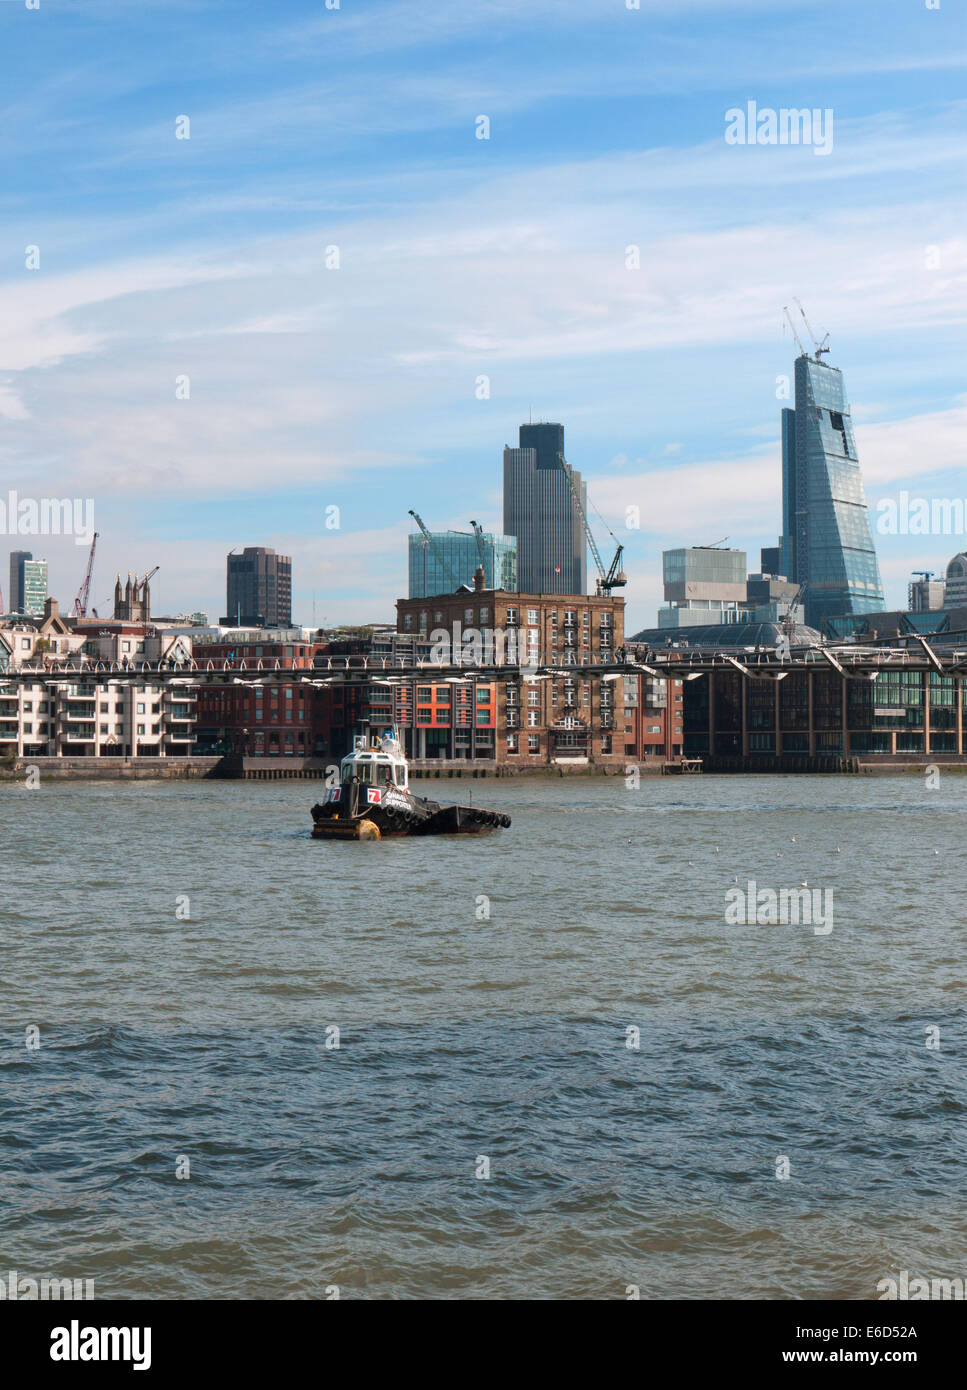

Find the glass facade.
xmin=682 ymin=667 xmax=967 ymax=760
xmin=8 ymin=552 xmax=47 ymax=616
xmin=408 ymin=531 xmax=516 ymax=599
xmin=780 ymin=354 xmax=884 ymax=627
xmin=22 ymin=559 xmax=48 ymax=616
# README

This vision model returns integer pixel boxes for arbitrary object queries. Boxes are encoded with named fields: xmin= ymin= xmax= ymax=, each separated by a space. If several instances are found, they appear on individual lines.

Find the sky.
xmin=0 ymin=0 xmax=965 ymax=632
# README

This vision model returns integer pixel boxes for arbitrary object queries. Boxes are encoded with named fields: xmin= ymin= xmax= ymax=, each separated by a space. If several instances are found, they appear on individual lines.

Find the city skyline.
xmin=0 ymin=0 xmax=964 ymax=630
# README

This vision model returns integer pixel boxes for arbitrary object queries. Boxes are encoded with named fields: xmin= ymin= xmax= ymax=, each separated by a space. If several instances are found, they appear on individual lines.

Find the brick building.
xmin=396 ymin=577 xmax=630 ymax=765
xmin=192 ymin=633 xmax=320 ymax=756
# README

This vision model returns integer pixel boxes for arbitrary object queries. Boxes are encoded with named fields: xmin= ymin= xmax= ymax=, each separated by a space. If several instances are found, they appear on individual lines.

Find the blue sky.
xmin=1 ymin=0 xmax=965 ymax=630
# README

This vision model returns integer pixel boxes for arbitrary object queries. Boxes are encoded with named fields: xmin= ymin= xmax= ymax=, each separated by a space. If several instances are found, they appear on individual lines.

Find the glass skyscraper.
xmin=780 ymin=352 xmax=884 ymax=628
xmin=408 ymin=530 xmax=517 ymax=598
xmin=503 ymin=422 xmax=587 ymax=595
xmin=8 ymin=551 xmax=47 ymax=616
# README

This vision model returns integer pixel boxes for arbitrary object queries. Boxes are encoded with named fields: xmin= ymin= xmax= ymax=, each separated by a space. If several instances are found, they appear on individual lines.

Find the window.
xmin=100 ymin=702 xmax=109 ymax=713
xmin=136 ymin=703 xmax=145 ymax=714
xmin=464 ymin=609 xmax=474 ymax=625
xmin=100 ymin=724 xmax=109 ymax=734
xmin=601 ymin=735 xmax=612 ymax=753
xmin=480 ymin=607 xmax=489 ymax=623
xmin=527 ymin=608 xmax=539 ymax=624
xmin=122 ymin=641 xmax=131 ymax=653
xmin=506 ymin=733 xmax=518 ymax=752
xmin=506 ymin=607 xmax=518 ymax=625
xmin=137 ymin=724 xmax=145 ymax=735
xmin=404 ymin=613 xmax=413 ymax=631
xmin=527 ymin=710 xmax=539 ymax=727
xmin=528 ymin=734 xmax=539 ymax=753
xmin=527 ymin=689 xmax=539 ymax=706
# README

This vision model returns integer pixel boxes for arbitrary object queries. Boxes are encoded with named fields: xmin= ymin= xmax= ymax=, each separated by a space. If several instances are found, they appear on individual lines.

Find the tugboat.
xmin=310 ymin=729 xmax=511 ymax=841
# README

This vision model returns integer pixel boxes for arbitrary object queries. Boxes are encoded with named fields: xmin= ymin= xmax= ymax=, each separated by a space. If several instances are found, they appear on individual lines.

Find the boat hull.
xmin=310 ymin=789 xmax=510 ymax=840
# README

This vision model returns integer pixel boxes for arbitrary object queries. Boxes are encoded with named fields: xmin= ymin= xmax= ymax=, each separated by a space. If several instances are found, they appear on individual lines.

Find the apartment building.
xmin=0 ymin=615 xmax=197 ymax=758
xmin=396 ymin=575 xmax=627 ymax=765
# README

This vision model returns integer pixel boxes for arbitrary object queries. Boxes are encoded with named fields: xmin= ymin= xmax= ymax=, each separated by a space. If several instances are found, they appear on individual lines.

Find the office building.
xmin=908 ymin=574 xmax=946 ymax=613
xmin=408 ymin=529 xmax=516 ymax=598
xmin=944 ymin=553 xmax=967 ymax=608
xmin=777 ymin=349 xmax=884 ymax=627
xmin=503 ymin=422 xmax=587 ymax=594
xmin=658 ymin=546 xmax=748 ymax=628
xmin=225 ymin=547 xmax=292 ymax=628
xmin=8 ymin=552 xmax=47 ymax=616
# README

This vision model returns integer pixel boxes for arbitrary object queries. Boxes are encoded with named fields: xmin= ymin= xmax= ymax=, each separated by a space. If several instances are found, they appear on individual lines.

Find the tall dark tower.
xmin=225 ymin=547 xmax=292 ymax=627
xmin=502 ymin=422 xmax=586 ymax=594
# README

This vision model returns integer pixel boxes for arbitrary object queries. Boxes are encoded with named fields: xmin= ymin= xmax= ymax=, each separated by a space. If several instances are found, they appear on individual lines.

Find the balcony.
xmin=61 ymin=726 xmax=96 ymax=742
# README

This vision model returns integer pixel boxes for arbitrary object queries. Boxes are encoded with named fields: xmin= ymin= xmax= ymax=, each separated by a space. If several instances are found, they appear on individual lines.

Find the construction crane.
xmin=72 ymin=532 xmax=99 ymax=617
xmin=782 ymin=305 xmax=808 ymax=357
xmin=559 ymin=457 xmax=627 ymax=595
xmin=469 ymin=520 xmax=491 ymax=583
xmin=408 ymin=510 xmax=461 ymax=593
xmin=793 ymin=298 xmax=830 ymax=358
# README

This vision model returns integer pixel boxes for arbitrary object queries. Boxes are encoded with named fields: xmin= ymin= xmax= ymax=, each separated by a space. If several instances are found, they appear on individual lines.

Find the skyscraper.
xmin=8 ymin=551 xmax=47 ymax=616
xmin=779 ymin=350 xmax=884 ymax=627
xmin=225 ymin=547 xmax=292 ymax=627
xmin=503 ymin=422 xmax=587 ymax=594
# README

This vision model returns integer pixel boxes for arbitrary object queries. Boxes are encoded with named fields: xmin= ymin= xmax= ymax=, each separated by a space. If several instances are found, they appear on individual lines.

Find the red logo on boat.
xmin=366 ymin=788 xmax=382 ymax=804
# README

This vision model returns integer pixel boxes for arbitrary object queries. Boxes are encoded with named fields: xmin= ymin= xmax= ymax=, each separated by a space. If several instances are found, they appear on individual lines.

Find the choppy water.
xmin=1 ymin=772 xmax=966 ymax=1299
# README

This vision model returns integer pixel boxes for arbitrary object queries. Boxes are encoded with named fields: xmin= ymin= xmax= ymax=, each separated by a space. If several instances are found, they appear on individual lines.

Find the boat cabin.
xmin=339 ymin=731 xmax=409 ymax=790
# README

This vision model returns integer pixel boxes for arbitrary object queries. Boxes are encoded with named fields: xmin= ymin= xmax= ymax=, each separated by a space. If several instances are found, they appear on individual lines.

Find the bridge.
xmin=2 ymin=633 xmax=967 ymax=686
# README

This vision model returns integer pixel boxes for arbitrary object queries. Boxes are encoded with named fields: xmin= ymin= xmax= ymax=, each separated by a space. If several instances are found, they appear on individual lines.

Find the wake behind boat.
xmin=310 ymin=729 xmax=510 ymax=841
